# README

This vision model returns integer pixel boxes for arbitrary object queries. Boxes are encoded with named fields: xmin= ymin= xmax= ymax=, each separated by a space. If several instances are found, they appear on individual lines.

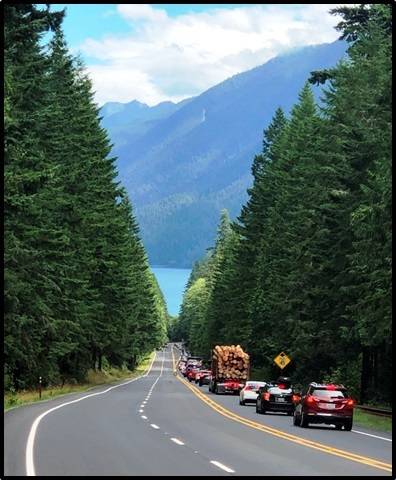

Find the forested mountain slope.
xmin=103 ymin=41 xmax=347 ymax=267
xmin=101 ymin=98 xmax=193 ymax=148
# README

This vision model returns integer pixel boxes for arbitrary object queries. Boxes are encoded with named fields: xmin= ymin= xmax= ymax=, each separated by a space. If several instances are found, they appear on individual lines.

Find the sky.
xmin=43 ymin=4 xmax=345 ymax=107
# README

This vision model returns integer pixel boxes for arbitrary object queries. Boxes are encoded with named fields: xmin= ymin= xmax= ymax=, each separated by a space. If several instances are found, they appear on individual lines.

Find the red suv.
xmin=294 ymin=383 xmax=354 ymax=431
xmin=186 ymin=367 xmax=201 ymax=382
xmin=194 ymin=370 xmax=211 ymax=384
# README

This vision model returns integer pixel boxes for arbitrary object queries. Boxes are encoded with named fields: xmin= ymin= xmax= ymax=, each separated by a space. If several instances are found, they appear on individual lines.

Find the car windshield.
xmin=247 ymin=382 xmax=265 ymax=389
xmin=268 ymin=386 xmax=292 ymax=393
xmin=311 ymin=389 xmax=347 ymax=399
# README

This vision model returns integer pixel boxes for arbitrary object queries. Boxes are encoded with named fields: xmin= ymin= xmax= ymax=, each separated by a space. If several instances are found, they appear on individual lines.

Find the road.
xmin=4 ymin=344 xmax=392 ymax=476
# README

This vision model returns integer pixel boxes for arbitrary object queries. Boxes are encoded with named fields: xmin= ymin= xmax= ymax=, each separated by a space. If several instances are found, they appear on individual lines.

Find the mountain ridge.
xmin=101 ymin=40 xmax=348 ymax=267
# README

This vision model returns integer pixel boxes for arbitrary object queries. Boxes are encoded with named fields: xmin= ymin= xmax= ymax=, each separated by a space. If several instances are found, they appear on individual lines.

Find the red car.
xmin=293 ymin=383 xmax=354 ymax=431
xmin=194 ymin=370 xmax=211 ymax=384
xmin=186 ymin=367 xmax=201 ymax=382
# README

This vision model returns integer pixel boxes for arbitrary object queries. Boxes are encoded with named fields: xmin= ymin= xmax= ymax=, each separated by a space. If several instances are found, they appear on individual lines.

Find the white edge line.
xmin=352 ymin=430 xmax=392 ymax=442
xmin=26 ymin=351 xmax=157 ymax=476
xmin=210 ymin=460 xmax=235 ymax=473
xmin=170 ymin=438 xmax=184 ymax=445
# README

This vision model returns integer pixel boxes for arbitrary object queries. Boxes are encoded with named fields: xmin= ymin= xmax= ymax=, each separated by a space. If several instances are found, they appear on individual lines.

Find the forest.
xmin=172 ymin=4 xmax=392 ymax=405
xmin=4 ymin=4 xmax=169 ymax=391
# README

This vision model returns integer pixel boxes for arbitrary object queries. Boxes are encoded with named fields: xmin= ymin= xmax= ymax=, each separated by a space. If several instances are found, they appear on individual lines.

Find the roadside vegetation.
xmin=4 ymin=352 xmax=155 ymax=412
xmin=353 ymin=411 xmax=392 ymax=433
xmin=174 ymin=5 xmax=392 ymax=407
xmin=4 ymin=4 xmax=169 ymax=395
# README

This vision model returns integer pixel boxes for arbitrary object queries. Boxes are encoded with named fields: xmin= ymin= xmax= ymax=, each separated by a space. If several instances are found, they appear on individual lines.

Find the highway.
xmin=4 ymin=344 xmax=392 ymax=476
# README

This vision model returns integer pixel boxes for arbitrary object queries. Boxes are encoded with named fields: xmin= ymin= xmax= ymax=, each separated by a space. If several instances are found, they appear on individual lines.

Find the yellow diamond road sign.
xmin=274 ymin=352 xmax=291 ymax=369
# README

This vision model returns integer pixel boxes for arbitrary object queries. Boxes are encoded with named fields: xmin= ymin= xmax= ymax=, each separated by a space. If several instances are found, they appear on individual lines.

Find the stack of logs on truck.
xmin=209 ymin=345 xmax=250 ymax=394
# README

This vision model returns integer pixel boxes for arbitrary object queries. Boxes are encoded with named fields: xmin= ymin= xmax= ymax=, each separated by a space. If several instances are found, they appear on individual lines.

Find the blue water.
xmin=151 ymin=267 xmax=192 ymax=316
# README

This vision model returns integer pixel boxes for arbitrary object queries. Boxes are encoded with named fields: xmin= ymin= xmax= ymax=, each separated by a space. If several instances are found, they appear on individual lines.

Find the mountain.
xmin=101 ymin=41 xmax=347 ymax=268
xmin=101 ymin=98 xmax=193 ymax=148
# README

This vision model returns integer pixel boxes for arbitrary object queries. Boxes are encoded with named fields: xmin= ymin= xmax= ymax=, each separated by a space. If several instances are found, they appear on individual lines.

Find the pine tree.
xmin=4 ymin=4 xmax=70 ymax=388
xmin=183 ymin=278 xmax=211 ymax=358
xmin=5 ymin=5 xmax=170 ymax=389
xmin=177 ymin=4 xmax=391 ymax=405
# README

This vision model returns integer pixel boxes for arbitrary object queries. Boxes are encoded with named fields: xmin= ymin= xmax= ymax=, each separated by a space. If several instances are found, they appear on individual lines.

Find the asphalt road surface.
xmin=4 ymin=344 xmax=392 ymax=476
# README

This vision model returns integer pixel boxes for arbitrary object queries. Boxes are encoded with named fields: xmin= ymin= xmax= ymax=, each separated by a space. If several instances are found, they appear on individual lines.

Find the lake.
xmin=151 ymin=267 xmax=192 ymax=316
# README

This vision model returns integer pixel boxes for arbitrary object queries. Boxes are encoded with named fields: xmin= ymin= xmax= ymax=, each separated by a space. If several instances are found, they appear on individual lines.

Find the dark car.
xmin=256 ymin=381 xmax=298 ymax=415
xmin=199 ymin=373 xmax=211 ymax=386
xmin=293 ymin=383 xmax=354 ymax=430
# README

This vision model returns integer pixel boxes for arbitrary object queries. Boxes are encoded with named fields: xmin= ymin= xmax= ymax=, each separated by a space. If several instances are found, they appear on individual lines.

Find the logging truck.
xmin=209 ymin=345 xmax=250 ymax=395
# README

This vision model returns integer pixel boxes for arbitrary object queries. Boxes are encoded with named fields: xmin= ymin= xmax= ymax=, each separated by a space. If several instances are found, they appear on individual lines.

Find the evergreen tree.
xmin=5 ymin=4 xmax=170 ymax=389
xmin=184 ymin=278 xmax=211 ymax=358
xmin=176 ymin=4 xmax=391 ymax=404
xmin=5 ymin=3 xmax=70 ymax=388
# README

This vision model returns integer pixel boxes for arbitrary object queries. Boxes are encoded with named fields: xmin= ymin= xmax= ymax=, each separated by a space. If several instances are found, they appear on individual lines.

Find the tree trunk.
xmin=128 ymin=354 xmax=137 ymax=370
xmin=373 ymin=347 xmax=378 ymax=391
xmin=360 ymin=346 xmax=370 ymax=404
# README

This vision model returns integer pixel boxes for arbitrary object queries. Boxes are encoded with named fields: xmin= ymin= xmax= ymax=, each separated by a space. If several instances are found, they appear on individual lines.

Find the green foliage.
xmin=322 ymin=360 xmax=361 ymax=401
xmin=183 ymin=278 xmax=211 ymax=358
xmin=4 ymin=4 xmax=168 ymax=391
xmin=176 ymin=4 xmax=391 ymax=405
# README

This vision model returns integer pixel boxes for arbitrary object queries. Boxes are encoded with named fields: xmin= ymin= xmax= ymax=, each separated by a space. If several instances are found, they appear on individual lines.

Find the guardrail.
xmin=355 ymin=405 xmax=392 ymax=418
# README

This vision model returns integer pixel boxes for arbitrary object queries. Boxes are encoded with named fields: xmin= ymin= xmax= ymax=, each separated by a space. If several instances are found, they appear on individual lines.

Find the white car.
xmin=239 ymin=381 xmax=267 ymax=405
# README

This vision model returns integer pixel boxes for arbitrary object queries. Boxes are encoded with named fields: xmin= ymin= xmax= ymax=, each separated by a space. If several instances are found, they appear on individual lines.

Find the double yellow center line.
xmin=171 ymin=346 xmax=392 ymax=473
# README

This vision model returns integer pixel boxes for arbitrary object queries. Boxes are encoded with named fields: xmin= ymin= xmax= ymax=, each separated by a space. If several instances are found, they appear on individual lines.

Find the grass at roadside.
xmin=353 ymin=409 xmax=392 ymax=432
xmin=4 ymin=351 xmax=155 ymax=412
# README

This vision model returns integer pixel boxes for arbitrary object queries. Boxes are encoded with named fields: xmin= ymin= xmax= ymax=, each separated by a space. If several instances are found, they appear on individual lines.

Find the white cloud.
xmin=80 ymin=4 xmax=347 ymax=106
xmin=88 ymin=65 xmax=166 ymax=105
xmin=117 ymin=4 xmax=168 ymax=23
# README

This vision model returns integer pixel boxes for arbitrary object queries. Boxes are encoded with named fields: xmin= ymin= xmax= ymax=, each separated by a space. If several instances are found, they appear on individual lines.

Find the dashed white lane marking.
xmin=352 ymin=430 xmax=392 ymax=442
xmin=150 ymin=424 xmax=160 ymax=430
xmin=141 ymin=416 xmax=148 ymax=420
xmin=170 ymin=438 xmax=184 ymax=446
xmin=139 ymin=409 xmax=144 ymax=413
xmin=210 ymin=461 xmax=235 ymax=473
xmin=26 ymin=351 xmax=157 ymax=476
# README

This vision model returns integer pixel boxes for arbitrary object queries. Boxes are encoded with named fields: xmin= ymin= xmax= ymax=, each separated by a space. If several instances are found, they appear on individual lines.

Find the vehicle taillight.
xmin=345 ymin=399 xmax=354 ymax=406
xmin=263 ymin=392 xmax=270 ymax=401
xmin=292 ymin=395 xmax=300 ymax=402
xmin=306 ymin=395 xmax=315 ymax=404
